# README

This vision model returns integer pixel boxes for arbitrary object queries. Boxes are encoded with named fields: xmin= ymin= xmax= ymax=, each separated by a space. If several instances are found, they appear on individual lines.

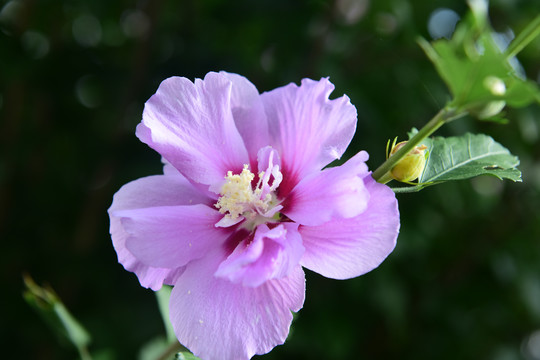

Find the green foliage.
xmin=418 ymin=1 xmax=540 ymax=120
xmin=23 ymin=275 xmax=92 ymax=360
xmin=393 ymin=132 xmax=521 ymax=193
xmin=379 ymin=0 xmax=540 ymax=192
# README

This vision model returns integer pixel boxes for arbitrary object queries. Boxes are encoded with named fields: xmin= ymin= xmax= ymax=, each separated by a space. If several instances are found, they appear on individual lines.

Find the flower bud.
xmin=470 ymin=76 xmax=507 ymax=119
xmin=484 ymin=76 xmax=506 ymax=96
xmin=471 ymin=100 xmax=506 ymax=119
xmin=388 ymin=141 xmax=428 ymax=182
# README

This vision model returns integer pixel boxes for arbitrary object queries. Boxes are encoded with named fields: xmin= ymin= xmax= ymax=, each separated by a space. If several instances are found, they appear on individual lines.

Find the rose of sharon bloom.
xmin=109 ymin=72 xmax=400 ymax=360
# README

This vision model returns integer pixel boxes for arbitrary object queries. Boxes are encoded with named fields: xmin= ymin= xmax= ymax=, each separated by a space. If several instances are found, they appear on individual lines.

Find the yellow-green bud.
xmin=389 ymin=141 xmax=428 ymax=182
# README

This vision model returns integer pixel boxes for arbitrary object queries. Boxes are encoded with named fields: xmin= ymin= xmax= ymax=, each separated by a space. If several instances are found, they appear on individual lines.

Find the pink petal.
xmin=162 ymin=157 xmax=220 ymax=201
xmin=299 ymin=176 xmax=400 ymax=279
xmin=169 ymin=248 xmax=305 ymax=360
xmin=108 ymin=174 xmax=214 ymax=290
xmin=114 ymin=204 xmax=229 ymax=269
xmin=162 ymin=157 xmax=181 ymax=176
xmin=137 ymin=72 xmax=250 ymax=186
xmin=283 ymin=151 xmax=370 ymax=226
xmin=215 ymin=223 xmax=305 ymax=287
xmin=261 ymin=77 xmax=357 ymax=196
xmin=219 ymin=72 xmax=270 ymax=166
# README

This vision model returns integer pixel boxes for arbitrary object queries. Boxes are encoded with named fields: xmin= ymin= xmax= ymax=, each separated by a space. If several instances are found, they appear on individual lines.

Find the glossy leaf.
xmin=419 ymin=133 xmax=521 ymax=183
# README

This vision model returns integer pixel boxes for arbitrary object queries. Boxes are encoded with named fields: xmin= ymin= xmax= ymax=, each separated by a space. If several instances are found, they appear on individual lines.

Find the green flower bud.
xmin=470 ymin=76 xmax=507 ymax=119
xmin=484 ymin=76 xmax=506 ymax=96
xmin=388 ymin=141 xmax=428 ymax=182
xmin=471 ymin=100 xmax=506 ymax=119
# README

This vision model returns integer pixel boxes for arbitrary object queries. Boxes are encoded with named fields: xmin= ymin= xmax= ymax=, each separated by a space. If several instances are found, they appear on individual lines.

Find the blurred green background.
xmin=2 ymin=0 xmax=540 ymax=359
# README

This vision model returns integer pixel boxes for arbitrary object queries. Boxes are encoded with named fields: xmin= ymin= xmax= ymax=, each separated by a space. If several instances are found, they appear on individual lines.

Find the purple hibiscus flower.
xmin=109 ymin=72 xmax=400 ymax=360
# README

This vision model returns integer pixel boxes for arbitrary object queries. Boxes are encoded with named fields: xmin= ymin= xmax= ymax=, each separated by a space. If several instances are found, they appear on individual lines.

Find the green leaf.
xmin=23 ymin=275 xmax=92 ymax=360
xmin=421 ymin=132 xmax=521 ymax=183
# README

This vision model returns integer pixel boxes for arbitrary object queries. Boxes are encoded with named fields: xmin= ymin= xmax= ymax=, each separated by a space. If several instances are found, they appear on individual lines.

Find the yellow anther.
xmin=215 ymin=165 xmax=254 ymax=219
xmin=214 ymin=165 xmax=275 ymax=220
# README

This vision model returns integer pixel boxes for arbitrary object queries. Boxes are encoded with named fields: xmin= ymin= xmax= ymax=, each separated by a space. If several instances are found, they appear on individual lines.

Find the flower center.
xmin=215 ymin=154 xmax=283 ymax=229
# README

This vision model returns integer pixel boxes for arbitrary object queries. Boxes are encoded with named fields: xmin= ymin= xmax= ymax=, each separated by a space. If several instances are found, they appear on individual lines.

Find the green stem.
xmin=505 ymin=14 xmax=540 ymax=59
xmin=390 ymin=183 xmax=429 ymax=193
xmin=372 ymin=107 xmax=463 ymax=183
xmin=377 ymin=171 xmax=395 ymax=185
xmin=155 ymin=286 xmax=176 ymax=343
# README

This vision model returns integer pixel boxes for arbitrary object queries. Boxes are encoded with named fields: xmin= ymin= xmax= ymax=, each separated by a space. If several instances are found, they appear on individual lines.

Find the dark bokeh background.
xmin=2 ymin=0 xmax=540 ymax=359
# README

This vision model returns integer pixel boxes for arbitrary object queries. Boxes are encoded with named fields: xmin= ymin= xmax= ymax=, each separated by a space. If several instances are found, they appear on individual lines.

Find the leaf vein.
xmin=426 ymin=150 xmax=509 ymax=181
